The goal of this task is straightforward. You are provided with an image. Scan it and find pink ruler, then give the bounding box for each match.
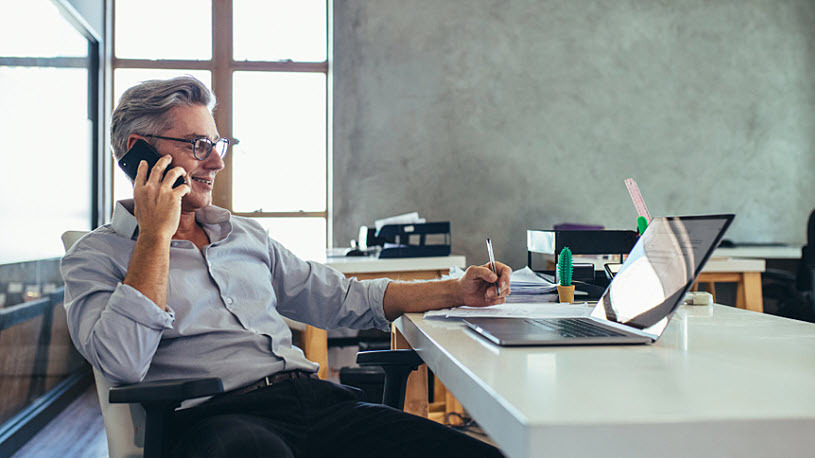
[625,178,652,223]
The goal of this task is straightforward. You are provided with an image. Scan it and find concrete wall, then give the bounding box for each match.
[333,0,815,269]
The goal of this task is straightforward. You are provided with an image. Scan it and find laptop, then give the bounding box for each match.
[465,214,734,346]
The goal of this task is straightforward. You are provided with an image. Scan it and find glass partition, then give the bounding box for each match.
[0,0,96,449]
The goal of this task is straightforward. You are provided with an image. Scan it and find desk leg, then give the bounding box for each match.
[443,383,465,425]
[736,272,764,313]
[303,325,328,379]
[391,326,429,418]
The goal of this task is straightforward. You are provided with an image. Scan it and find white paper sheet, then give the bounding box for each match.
[424,302,593,319]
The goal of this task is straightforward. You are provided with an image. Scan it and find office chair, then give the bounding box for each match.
[62,231,424,458]
[792,209,815,315]
[760,210,815,321]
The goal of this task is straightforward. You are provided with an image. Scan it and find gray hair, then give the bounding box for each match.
[110,76,215,160]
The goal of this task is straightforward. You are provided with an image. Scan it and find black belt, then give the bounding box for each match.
[225,370,319,397]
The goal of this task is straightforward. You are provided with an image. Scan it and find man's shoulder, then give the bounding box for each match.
[229,214,268,237]
[63,225,126,258]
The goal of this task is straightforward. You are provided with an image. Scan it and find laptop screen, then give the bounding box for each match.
[590,215,733,337]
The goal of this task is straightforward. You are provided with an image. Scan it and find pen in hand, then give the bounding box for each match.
[486,238,500,296]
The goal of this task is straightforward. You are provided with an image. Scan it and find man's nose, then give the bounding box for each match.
[204,151,226,171]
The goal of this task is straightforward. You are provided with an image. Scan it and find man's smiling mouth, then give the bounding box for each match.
[191,177,213,185]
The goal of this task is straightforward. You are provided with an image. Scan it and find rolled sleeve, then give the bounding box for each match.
[108,283,175,330]
[62,237,174,384]
[355,277,391,330]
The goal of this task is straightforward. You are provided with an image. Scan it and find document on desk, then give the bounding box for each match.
[424,302,593,319]
[445,266,558,295]
[509,266,558,294]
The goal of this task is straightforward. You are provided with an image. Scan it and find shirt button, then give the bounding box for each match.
[225,297,233,305]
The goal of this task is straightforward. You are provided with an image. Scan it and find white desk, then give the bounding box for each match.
[395,306,815,458]
[325,255,466,278]
[713,245,801,260]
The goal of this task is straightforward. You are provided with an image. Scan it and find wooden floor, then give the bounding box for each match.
[12,384,107,458]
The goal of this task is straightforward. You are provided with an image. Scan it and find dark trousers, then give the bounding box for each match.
[167,377,504,458]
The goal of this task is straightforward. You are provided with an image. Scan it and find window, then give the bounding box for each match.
[0,1,95,262]
[0,0,97,449]
[112,0,329,259]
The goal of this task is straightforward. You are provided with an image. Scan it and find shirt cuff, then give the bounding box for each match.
[107,283,175,330]
[367,277,392,330]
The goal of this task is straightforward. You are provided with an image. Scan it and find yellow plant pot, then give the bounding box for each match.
[557,284,575,303]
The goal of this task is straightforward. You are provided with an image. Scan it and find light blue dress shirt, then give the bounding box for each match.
[61,200,391,396]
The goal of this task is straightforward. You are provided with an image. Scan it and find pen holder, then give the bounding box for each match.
[557,284,575,304]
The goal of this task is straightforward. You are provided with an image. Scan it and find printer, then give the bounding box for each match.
[358,222,452,258]
[527,228,638,299]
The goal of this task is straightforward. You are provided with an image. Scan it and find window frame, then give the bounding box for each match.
[111,0,331,247]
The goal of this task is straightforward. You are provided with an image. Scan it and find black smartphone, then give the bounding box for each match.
[118,139,186,188]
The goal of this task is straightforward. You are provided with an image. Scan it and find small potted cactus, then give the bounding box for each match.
[557,247,575,303]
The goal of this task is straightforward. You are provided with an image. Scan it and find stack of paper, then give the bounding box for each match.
[375,212,426,231]
[445,266,556,293]
[443,265,560,303]
[509,266,557,295]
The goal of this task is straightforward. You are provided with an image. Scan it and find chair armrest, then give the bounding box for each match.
[356,350,423,410]
[763,268,797,283]
[109,377,224,404]
[356,349,423,369]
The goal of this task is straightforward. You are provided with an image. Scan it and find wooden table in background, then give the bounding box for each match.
[695,257,766,313]
[563,254,768,314]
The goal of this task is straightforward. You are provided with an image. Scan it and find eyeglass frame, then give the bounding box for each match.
[142,134,239,160]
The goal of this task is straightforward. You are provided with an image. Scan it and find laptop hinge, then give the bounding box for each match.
[588,317,659,341]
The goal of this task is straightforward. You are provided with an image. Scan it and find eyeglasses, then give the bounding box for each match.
[143,134,239,160]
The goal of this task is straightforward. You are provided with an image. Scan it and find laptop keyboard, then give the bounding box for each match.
[530,318,626,338]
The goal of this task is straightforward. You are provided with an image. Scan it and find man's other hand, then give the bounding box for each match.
[457,262,512,308]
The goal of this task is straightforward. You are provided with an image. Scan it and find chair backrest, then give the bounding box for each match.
[93,367,145,457]
[806,210,815,267]
[62,230,146,458]
[60,231,89,253]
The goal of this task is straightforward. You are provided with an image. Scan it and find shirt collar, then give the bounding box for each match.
[111,199,138,239]
[111,199,232,240]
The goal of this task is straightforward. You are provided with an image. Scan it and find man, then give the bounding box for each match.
[62,76,512,457]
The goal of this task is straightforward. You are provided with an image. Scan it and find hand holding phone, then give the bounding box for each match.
[118,139,186,188]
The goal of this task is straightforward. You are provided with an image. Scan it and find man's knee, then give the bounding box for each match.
[171,414,294,458]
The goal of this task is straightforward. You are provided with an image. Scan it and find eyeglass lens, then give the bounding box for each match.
[193,138,229,159]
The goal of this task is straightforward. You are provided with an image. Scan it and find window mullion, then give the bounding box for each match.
[211,0,234,211]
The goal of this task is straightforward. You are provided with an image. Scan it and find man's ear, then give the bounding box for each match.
[125,134,146,151]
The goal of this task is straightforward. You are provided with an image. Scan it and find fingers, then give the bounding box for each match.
[471,262,511,301]
[484,296,507,306]
[135,160,149,185]
[496,262,512,291]
[162,165,187,189]
[474,264,499,283]
[173,182,191,198]
[485,284,510,301]
[145,155,173,185]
